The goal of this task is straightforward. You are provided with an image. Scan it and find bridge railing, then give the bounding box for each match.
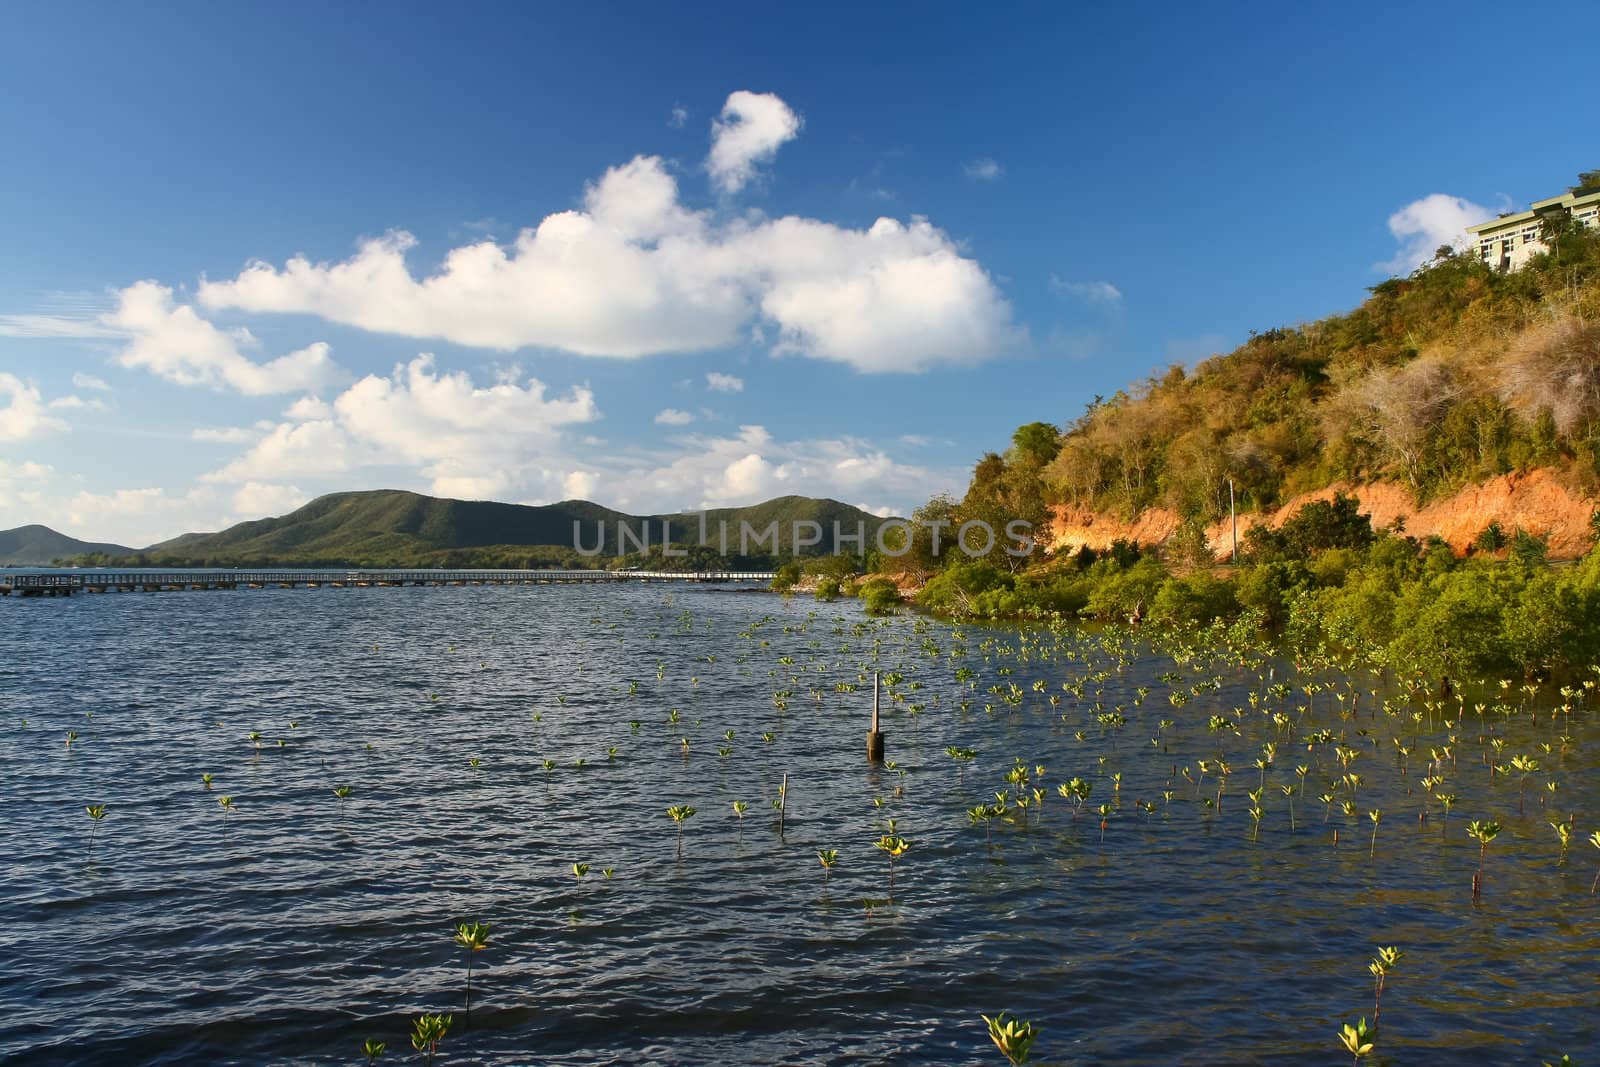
[2,568,776,591]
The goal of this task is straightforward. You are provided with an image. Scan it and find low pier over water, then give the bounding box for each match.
[0,568,775,597]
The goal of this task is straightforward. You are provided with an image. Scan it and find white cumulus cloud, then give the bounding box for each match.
[232,482,308,517]
[106,281,342,395]
[708,90,802,194]
[196,109,1015,374]
[0,373,69,442]
[654,408,694,425]
[1378,193,1498,275]
[706,372,744,393]
[207,355,599,503]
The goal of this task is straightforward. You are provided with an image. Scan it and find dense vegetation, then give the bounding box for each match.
[894,191,1600,683]
[1035,215,1600,519]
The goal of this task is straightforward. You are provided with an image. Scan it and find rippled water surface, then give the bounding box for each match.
[2,583,1596,1065]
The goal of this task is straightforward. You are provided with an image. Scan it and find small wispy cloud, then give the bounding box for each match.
[1049,275,1122,304]
[963,157,1003,181]
[654,408,694,425]
[0,313,120,339]
[668,104,688,129]
[706,372,744,393]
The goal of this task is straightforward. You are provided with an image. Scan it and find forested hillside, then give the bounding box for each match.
[982,203,1600,529]
[884,180,1600,680]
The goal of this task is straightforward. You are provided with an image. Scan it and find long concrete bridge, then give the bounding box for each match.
[0,568,776,597]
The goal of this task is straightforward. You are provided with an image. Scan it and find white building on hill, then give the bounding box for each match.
[1468,188,1600,271]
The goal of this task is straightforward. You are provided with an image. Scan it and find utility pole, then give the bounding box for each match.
[1227,477,1237,562]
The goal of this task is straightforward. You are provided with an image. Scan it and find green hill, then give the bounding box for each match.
[0,525,137,566]
[80,490,893,567]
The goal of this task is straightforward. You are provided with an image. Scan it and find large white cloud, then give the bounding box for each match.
[0,373,69,442]
[1378,193,1498,275]
[207,355,599,503]
[106,281,341,395]
[708,90,802,193]
[196,111,1017,373]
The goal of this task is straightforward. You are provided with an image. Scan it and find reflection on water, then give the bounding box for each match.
[1,584,1595,1064]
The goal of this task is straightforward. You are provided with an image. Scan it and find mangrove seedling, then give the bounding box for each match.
[968,804,996,844]
[454,921,491,1013]
[1550,821,1571,862]
[818,848,838,883]
[1437,793,1458,836]
[362,1038,385,1064]
[1368,809,1382,858]
[1590,829,1600,893]
[201,773,213,790]
[1339,1017,1374,1065]
[667,804,696,859]
[1097,803,1112,844]
[981,1011,1038,1066]
[218,795,234,827]
[1509,754,1539,814]
[85,804,107,861]
[732,800,749,837]
[1368,946,1401,1031]
[1467,820,1501,903]
[572,862,590,881]
[874,835,909,900]
[946,746,978,784]
[410,1013,451,1067]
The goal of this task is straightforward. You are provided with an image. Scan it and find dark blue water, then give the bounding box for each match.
[1,584,1596,1065]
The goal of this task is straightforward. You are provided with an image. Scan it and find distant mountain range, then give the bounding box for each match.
[5,490,896,567]
[0,524,137,566]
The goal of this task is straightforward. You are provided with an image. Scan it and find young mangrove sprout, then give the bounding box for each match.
[981,1011,1039,1066]
[1550,821,1571,862]
[667,804,696,859]
[410,1013,451,1067]
[201,773,213,790]
[453,921,491,1014]
[362,1038,385,1065]
[874,835,909,900]
[1368,946,1402,1031]
[85,804,107,862]
[946,746,978,785]
[1590,830,1600,893]
[1467,820,1501,903]
[1339,1017,1374,1065]
[818,848,837,883]
[1368,809,1382,857]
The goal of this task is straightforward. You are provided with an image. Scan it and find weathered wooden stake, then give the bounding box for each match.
[867,671,886,763]
[778,772,788,834]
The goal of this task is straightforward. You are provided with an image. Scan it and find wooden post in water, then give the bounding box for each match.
[867,671,885,763]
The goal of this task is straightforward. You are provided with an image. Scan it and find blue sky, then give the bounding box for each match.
[2,1,1597,546]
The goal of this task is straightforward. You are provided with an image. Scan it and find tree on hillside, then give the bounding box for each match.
[1570,170,1600,194]
[957,427,1059,572]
